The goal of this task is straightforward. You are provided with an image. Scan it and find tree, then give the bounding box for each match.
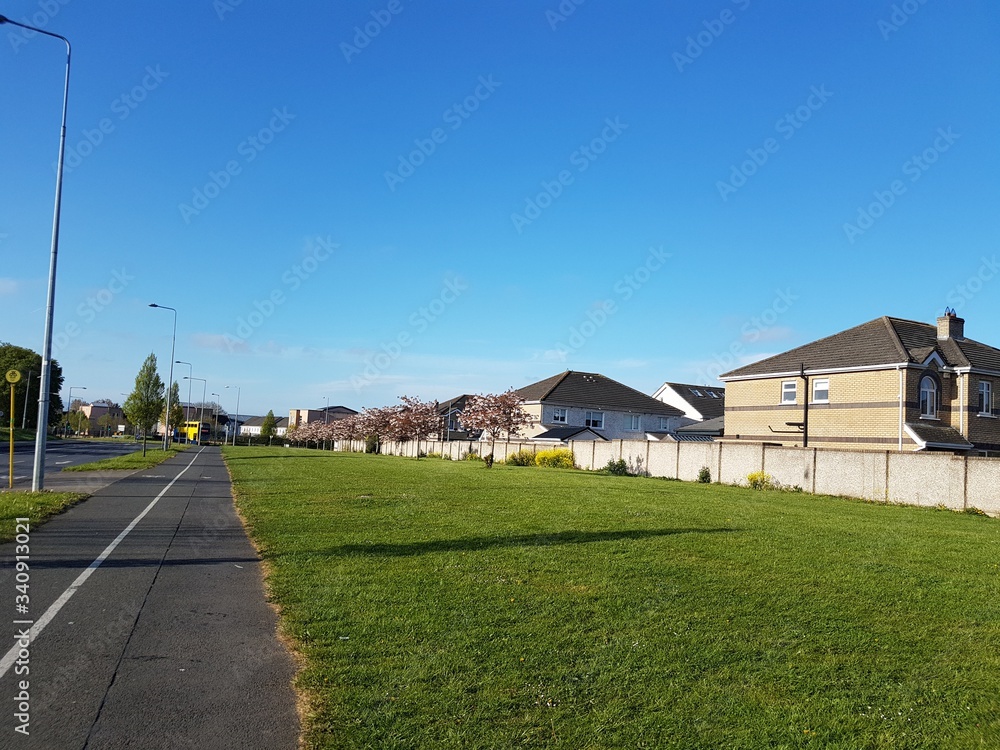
[162,381,184,440]
[0,342,65,429]
[97,413,116,437]
[391,396,441,456]
[261,410,277,445]
[123,353,165,456]
[460,390,534,466]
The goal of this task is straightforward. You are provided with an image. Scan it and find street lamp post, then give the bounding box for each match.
[2,15,73,491]
[66,385,86,436]
[225,385,241,446]
[149,304,177,449]
[176,360,192,436]
[211,393,221,443]
[324,396,329,451]
[184,377,207,445]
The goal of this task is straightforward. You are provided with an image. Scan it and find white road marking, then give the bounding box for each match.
[0,449,205,679]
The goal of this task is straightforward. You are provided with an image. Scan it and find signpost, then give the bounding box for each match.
[6,369,21,489]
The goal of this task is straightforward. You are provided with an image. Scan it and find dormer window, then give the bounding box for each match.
[920,376,938,418]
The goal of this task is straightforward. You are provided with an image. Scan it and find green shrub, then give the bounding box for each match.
[483,453,495,468]
[364,435,380,454]
[746,471,775,491]
[462,450,482,461]
[697,466,711,483]
[602,458,630,476]
[425,452,442,459]
[535,448,575,469]
[505,449,536,466]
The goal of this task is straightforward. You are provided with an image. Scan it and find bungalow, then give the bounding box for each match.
[720,312,1000,455]
[516,370,685,441]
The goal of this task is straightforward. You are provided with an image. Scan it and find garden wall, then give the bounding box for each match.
[326,438,1000,516]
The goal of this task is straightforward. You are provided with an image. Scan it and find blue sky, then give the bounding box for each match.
[2,0,998,418]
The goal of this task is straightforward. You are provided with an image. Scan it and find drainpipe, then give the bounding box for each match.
[958,372,964,437]
[799,363,809,448]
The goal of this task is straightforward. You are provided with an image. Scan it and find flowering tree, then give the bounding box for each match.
[357,405,397,452]
[392,396,442,456]
[460,390,534,465]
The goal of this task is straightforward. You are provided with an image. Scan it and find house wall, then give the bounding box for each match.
[324,437,1000,516]
[725,369,917,450]
[525,402,683,440]
[965,373,1000,451]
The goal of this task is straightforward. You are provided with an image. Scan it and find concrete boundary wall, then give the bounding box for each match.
[318,437,1000,516]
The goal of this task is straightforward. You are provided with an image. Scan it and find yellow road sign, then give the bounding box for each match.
[5,369,21,384]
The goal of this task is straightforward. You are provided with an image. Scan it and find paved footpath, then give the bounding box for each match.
[0,446,300,749]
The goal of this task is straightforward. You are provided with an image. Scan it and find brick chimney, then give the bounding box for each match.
[937,310,965,340]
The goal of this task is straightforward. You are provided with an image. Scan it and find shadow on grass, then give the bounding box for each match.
[326,527,738,558]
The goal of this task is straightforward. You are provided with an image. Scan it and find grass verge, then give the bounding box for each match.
[0,428,36,442]
[0,491,89,543]
[225,447,1000,749]
[63,443,189,472]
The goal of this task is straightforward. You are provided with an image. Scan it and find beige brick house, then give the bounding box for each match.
[720,313,1000,455]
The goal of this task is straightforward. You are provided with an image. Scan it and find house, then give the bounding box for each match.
[652,381,725,425]
[720,312,1000,455]
[515,370,686,441]
[78,401,125,435]
[437,395,481,440]
[288,405,358,429]
[241,415,290,437]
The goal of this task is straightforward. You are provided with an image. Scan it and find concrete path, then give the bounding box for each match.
[0,446,300,749]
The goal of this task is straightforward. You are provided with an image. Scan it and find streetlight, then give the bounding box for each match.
[149,304,176,449]
[66,386,86,436]
[225,385,241,446]
[176,360,193,432]
[184,377,207,445]
[323,396,329,451]
[2,15,72,491]
[211,392,221,443]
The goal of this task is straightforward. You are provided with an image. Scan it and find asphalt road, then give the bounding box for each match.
[0,446,300,748]
[3,439,144,488]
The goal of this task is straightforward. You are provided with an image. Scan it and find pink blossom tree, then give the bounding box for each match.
[460,390,534,465]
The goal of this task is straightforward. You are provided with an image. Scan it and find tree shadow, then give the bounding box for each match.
[324,527,738,558]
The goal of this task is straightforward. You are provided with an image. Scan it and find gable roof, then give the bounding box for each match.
[517,371,684,416]
[654,382,726,419]
[721,316,1000,379]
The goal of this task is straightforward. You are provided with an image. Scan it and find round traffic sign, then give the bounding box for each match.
[5,369,21,384]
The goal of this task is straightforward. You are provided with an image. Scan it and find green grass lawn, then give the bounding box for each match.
[224,448,1000,750]
[0,427,36,442]
[0,491,88,543]
[62,443,189,472]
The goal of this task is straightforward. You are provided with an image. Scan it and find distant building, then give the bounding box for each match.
[288,405,358,429]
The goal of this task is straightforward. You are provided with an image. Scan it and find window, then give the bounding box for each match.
[812,379,830,403]
[658,417,670,430]
[920,376,938,418]
[627,414,641,431]
[551,407,567,424]
[781,381,797,404]
[585,411,604,429]
[689,388,703,397]
[979,381,993,416]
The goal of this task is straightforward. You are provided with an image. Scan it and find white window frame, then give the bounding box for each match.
[551,407,568,424]
[812,378,830,404]
[781,381,797,404]
[658,417,670,430]
[626,414,641,431]
[920,375,938,419]
[979,381,993,416]
[585,411,604,429]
